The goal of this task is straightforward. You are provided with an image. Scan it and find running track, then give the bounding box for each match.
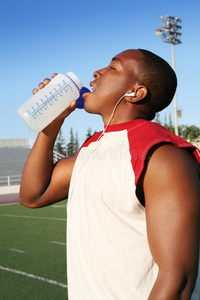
[0,194,19,205]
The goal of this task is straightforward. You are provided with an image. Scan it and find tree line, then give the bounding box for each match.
[54,128,96,156]
[155,113,200,143]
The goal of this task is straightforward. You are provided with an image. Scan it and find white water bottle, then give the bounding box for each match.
[18,72,84,133]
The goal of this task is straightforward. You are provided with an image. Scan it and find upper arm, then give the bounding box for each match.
[143,144,200,290]
[27,154,77,208]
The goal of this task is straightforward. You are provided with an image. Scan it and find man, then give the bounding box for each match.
[19,49,200,299]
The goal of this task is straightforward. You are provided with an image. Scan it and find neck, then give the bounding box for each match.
[102,102,150,127]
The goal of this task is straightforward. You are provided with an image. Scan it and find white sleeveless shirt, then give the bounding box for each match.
[67,120,200,299]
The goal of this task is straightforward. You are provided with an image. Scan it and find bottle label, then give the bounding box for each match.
[28,79,73,120]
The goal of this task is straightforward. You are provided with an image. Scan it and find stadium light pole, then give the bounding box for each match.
[155,15,182,136]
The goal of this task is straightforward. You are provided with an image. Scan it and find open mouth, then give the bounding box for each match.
[90,83,96,92]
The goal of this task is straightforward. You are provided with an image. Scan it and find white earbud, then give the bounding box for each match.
[124,92,135,97]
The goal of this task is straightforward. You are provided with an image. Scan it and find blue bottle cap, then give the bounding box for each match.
[76,87,90,109]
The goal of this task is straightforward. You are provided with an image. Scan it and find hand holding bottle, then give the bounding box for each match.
[18,72,89,133]
[32,73,78,135]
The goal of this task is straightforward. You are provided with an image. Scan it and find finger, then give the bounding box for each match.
[43,78,50,85]
[70,100,78,110]
[32,88,39,95]
[51,73,57,79]
[39,82,45,89]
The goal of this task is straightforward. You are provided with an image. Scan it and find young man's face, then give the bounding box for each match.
[83,49,142,119]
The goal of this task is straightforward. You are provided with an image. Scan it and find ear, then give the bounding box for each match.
[124,86,148,103]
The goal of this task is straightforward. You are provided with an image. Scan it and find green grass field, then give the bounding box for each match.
[0,200,68,300]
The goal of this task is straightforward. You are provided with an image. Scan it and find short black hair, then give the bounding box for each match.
[137,49,177,120]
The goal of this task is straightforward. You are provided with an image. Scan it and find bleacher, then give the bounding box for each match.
[0,139,32,195]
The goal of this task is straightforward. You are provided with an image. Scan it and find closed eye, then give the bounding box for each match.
[109,65,115,70]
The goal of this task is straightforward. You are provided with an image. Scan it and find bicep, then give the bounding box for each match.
[31,154,77,207]
[143,145,200,281]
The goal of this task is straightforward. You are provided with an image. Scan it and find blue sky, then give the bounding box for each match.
[1,0,200,145]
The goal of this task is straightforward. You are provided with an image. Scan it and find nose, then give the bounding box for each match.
[93,67,107,79]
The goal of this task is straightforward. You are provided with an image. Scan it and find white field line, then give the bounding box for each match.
[51,241,66,246]
[52,204,66,208]
[9,248,25,253]
[0,265,68,288]
[0,203,18,206]
[0,214,66,221]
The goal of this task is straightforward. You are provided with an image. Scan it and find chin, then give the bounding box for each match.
[84,100,99,115]
[83,93,103,116]
[84,105,100,115]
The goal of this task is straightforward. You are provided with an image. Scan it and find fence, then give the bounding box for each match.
[0,175,21,195]
[0,175,22,187]
[0,151,65,195]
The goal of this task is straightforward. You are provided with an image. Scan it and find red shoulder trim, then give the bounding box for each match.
[127,121,200,186]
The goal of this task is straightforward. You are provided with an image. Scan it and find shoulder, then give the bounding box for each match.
[128,120,193,148]
[147,143,198,172]
[143,143,200,196]
[127,120,200,186]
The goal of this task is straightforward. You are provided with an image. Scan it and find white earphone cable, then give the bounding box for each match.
[97,94,125,141]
